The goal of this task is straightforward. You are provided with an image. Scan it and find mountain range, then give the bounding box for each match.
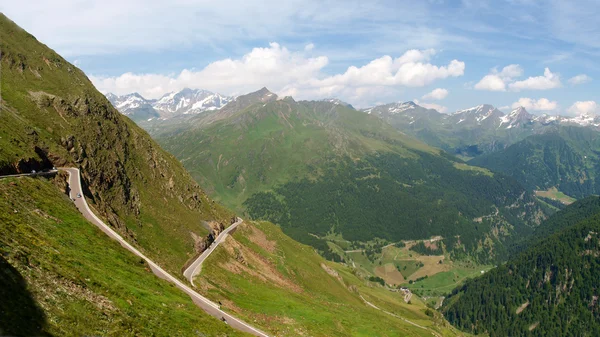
[106,87,600,250]
[111,87,600,160]
[363,101,600,158]
[106,88,232,121]
[149,87,547,264]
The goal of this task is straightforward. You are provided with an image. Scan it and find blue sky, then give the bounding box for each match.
[2,0,599,114]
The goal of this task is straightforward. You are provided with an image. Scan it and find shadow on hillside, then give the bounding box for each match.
[0,255,53,337]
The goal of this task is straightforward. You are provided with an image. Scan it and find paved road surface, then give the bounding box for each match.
[183,217,243,285]
[60,168,269,337]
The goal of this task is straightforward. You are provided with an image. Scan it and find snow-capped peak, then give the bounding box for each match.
[152,88,233,117]
[385,101,417,114]
[498,106,534,129]
[105,92,118,101]
[451,104,504,125]
[321,98,353,108]
[104,92,159,121]
[561,113,600,127]
[105,92,152,111]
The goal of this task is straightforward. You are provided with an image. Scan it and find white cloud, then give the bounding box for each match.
[414,99,447,113]
[511,97,558,111]
[307,49,464,90]
[304,43,315,51]
[475,66,562,92]
[568,101,598,116]
[568,74,591,85]
[91,43,328,99]
[509,68,561,91]
[91,45,465,107]
[474,64,523,91]
[422,88,448,100]
[474,74,507,91]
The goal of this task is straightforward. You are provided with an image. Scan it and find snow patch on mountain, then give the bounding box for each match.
[152,88,232,117]
[498,107,535,129]
[106,89,232,119]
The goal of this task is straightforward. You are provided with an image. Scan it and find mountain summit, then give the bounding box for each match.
[106,92,159,121]
[106,88,232,120]
[449,104,505,128]
[153,88,232,118]
[499,106,534,129]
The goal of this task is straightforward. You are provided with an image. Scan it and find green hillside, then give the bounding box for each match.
[0,176,246,337]
[158,94,546,262]
[442,199,600,336]
[470,126,600,199]
[196,220,466,336]
[0,14,233,275]
[160,96,435,208]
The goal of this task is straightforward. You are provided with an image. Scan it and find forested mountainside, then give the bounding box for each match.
[0,13,231,276]
[244,152,543,262]
[471,126,600,199]
[442,198,600,336]
[156,90,547,263]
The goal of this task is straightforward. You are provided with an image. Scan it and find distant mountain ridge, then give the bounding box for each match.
[365,100,600,221]
[365,101,599,131]
[362,101,600,157]
[106,88,232,121]
[106,92,159,121]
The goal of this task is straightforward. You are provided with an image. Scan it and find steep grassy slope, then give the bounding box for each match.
[196,220,466,337]
[471,126,600,199]
[0,14,232,274]
[442,203,600,336]
[157,94,546,262]
[0,176,246,337]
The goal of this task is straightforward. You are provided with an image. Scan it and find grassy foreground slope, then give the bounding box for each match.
[0,176,246,337]
[0,14,232,274]
[197,221,467,337]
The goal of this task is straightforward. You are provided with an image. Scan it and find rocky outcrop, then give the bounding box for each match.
[191,220,226,254]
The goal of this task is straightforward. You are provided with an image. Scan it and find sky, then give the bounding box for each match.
[2,0,599,115]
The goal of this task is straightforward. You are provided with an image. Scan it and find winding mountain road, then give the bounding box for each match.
[183,217,243,286]
[59,168,269,337]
